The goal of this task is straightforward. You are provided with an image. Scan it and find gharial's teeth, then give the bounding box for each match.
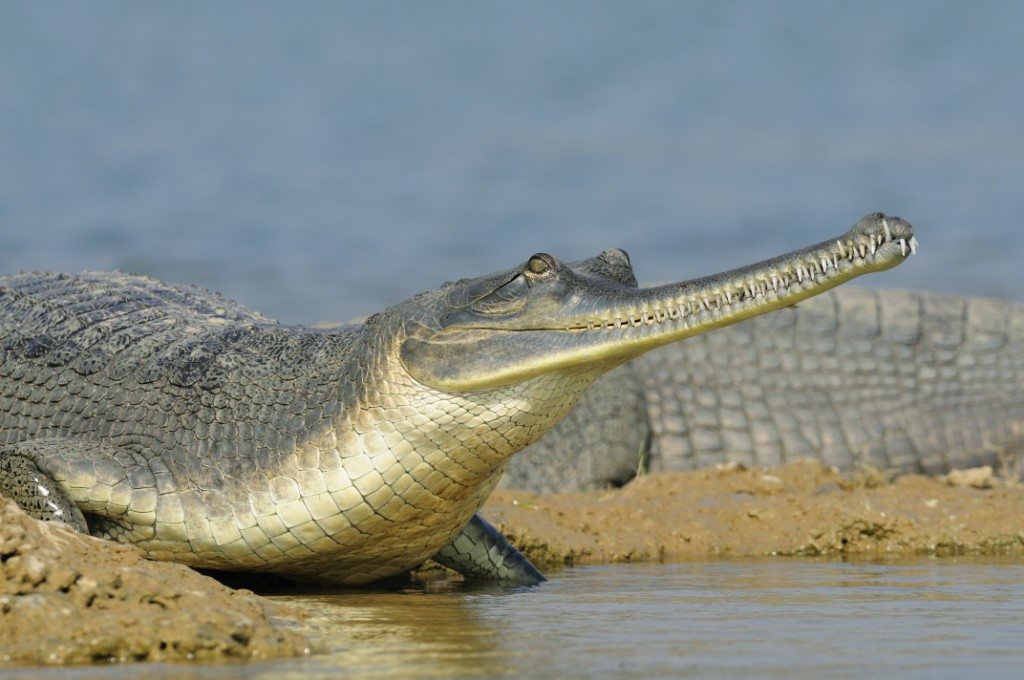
[576,235,920,334]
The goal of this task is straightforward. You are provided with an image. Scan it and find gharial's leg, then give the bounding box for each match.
[432,513,545,586]
[0,437,157,542]
[0,439,90,531]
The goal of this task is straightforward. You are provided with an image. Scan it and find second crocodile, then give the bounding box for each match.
[505,285,1024,493]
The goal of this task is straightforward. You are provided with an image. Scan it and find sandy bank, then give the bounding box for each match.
[483,460,1024,568]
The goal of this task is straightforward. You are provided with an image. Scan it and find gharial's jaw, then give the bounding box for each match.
[401,213,917,392]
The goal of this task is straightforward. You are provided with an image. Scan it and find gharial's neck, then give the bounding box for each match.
[339,316,606,492]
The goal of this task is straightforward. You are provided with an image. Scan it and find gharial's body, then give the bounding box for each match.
[0,214,915,585]
[0,272,565,584]
[506,287,1024,493]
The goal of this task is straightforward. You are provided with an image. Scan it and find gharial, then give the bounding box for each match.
[0,213,914,585]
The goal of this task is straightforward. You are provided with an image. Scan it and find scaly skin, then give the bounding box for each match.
[0,214,914,584]
[504,287,1024,493]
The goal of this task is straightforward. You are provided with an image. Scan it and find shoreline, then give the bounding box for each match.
[4,460,1023,666]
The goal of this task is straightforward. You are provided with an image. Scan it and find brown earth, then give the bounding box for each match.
[0,499,312,666]
[483,460,1024,568]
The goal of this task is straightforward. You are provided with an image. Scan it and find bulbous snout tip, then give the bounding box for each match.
[850,212,914,241]
[848,212,918,258]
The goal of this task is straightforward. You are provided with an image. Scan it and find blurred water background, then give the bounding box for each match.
[2,1,1022,323]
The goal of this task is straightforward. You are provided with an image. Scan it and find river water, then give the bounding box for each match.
[2,3,1024,678]
[2,2,1024,323]
[6,559,1024,678]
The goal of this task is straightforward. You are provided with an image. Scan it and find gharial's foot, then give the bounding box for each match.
[432,513,546,586]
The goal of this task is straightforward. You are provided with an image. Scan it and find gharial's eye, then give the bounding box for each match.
[528,254,552,275]
[471,274,529,315]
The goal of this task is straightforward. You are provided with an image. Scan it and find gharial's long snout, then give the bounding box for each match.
[563,211,916,337]
[402,213,917,391]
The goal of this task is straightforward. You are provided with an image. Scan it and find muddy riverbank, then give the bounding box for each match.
[0,499,311,666]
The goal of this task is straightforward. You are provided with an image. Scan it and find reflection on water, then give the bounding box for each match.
[280,579,512,678]
[11,559,1024,679]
